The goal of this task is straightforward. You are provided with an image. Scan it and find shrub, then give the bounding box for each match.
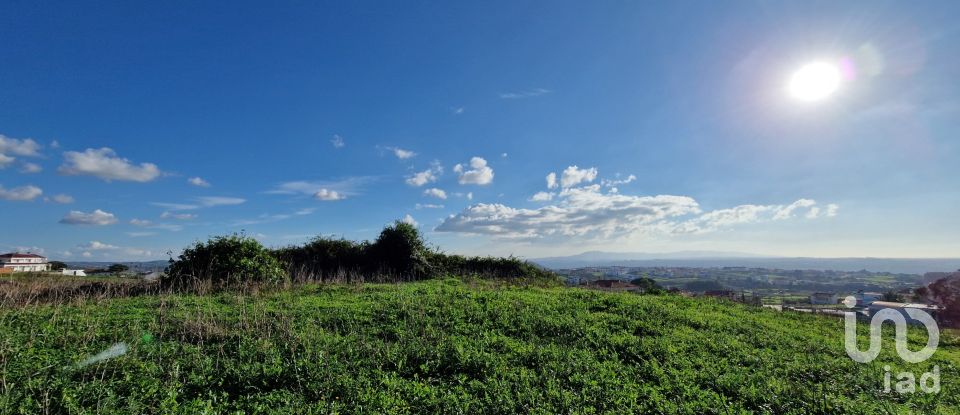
[431,253,555,282]
[274,237,367,282]
[166,234,285,286]
[365,221,433,280]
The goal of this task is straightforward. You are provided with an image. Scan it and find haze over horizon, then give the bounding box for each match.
[2,1,959,261]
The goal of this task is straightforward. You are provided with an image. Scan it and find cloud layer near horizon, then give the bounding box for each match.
[437,184,837,241]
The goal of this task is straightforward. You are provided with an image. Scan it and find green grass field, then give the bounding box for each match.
[1,279,957,414]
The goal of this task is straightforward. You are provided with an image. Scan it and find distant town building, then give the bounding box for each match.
[809,292,838,305]
[867,301,942,324]
[0,252,50,272]
[854,291,883,306]
[704,290,738,301]
[589,279,638,291]
[61,269,87,276]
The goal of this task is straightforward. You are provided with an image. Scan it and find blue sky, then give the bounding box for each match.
[1,1,958,261]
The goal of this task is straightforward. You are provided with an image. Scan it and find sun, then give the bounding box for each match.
[788,62,841,102]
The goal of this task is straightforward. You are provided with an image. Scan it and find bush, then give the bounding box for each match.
[167,221,557,287]
[365,221,433,280]
[166,234,285,286]
[431,253,555,282]
[274,237,367,282]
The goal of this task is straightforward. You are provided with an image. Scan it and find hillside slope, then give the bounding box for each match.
[1,280,957,414]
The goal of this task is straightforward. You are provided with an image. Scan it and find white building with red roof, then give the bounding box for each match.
[0,252,51,272]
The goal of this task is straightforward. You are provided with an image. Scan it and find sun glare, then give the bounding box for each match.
[788,62,841,102]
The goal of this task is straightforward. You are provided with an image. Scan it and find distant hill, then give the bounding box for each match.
[64,260,169,272]
[530,251,960,274]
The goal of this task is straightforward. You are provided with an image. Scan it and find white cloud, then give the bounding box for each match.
[187,177,211,187]
[499,88,551,99]
[314,189,345,201]
[453,107,465,115]
[825,203,840,217]
[49,194,74,204]
[79,241,117,250]
[438,185,836,240]
[231,212,297,226]
[197,196,244,207]
[560,165,598,188]
[0,185,42,201]
[268,177,371,197]
[391,147,416,159]
[402,214,418,227]
[406,165,442,187]
[154,196,246,210]
[529,191,554,202]
[671,199,837,234]
[129,219,182,231]
[467,192,473,200]
[122,247,157,258]
[59,148,161,182]
[331,134,345,148]
[127,231,156,237]
[416,203,444,209]
[19,162,42,174]
[0,134,41,156]
[453,157,494,185]
[295,208,315,215]
[0,154,13,169]
[151,202,199,210]
[161,211,197,220]
[772,198,816,220]
[60,209,118,226]
[74,241,157,259]
[423,188,447,200]
[546,172,558,189]
[601,174,637,187]
[9,246,45,255]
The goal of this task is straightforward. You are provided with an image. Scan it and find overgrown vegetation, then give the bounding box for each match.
[1,279,957,413]
[171,221,556,288]
[165,234,288,287]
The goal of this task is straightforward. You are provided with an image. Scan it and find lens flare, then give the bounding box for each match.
[788,62,841,102]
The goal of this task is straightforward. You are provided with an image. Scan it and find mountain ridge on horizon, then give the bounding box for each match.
[530,251,960,275]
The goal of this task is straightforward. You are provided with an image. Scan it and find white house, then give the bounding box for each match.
[62,269,87,276]
[809,292,838,305]
[0,252,51,272]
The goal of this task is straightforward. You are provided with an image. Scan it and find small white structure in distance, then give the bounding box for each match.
[809,292,838,305]
[62,269,87,277]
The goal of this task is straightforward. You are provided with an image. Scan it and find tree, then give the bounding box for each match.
[366,220,432,280]
[927,272,960,327]
[166,234,285,286]
[630,277,665,294]
[107,263,129,273]
[882,290,904,302]
[48,261,67,271]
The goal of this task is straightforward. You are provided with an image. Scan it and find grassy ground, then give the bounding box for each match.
[1,278,957,414]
